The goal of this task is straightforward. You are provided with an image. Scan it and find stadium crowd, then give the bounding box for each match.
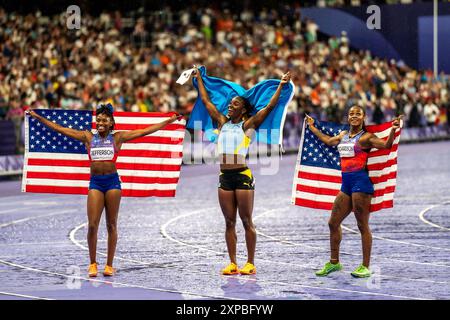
[0,4,449,152]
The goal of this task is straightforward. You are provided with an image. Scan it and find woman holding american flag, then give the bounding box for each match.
[306,106,402,278]
[26,104,181,277]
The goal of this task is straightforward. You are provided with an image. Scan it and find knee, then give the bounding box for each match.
[356,221,370,234]
[106,221,117,234]
[88,222,99,234]
[241,218,254,231]
[328,219,340,231]
[224,217,236,230]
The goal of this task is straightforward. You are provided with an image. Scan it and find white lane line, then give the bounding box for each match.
[0,202,70,215]
[69,208,221,265]
[341,224,450,253]
[0,258,234,300]
[419,201,450,232]
[0,209,239,301]
[254,211,450,269]
[0,208,27,215]
[160,209,430,300]
[253,212,450,284]
[0,291,54,300]
[0,210,78,228]
[160,208,317,268]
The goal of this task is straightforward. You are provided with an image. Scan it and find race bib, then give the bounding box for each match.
[337,143,355,158]
[90,147,115,161]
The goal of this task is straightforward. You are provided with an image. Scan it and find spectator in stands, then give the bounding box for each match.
[0,4,448,153]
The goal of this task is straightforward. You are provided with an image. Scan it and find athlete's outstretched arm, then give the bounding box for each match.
[26,110,89,142]
[306,115,346,146]
[118,114,181,143]
[244,72,291,131]
[192,66,228,128]
[359,116,402,149]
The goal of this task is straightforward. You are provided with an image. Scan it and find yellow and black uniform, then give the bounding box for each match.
[217,120,255,190]
[219,167,255,190]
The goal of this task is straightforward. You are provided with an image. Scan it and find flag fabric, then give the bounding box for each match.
[22,109,186,197]
[186,66,295,145]
[291,119,401,213]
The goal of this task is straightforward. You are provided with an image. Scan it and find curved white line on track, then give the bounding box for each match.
[69,208,222,266]
[160,208,430,300]
[0,258,232,300]
[160,208,317,268]
[341,224,450,253]
[419,201,450,232]
[0,208,237,301]
[253,212,450,285]
[254,211,450,269]
[0,291,54,300]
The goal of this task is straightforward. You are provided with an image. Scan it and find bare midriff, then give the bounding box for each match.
[90,161,117,176]
[219,154,247,171]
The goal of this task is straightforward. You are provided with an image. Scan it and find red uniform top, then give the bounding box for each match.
[337,130,368,173]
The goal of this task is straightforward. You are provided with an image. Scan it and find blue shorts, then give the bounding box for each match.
[89,173,122,193]
[341,170,374,196]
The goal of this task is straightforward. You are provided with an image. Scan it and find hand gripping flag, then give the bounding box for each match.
[185,66,295,145]
[292,118,401,212]
[22,109,186,197]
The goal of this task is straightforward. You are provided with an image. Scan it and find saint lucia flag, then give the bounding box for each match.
[186,66,295,145]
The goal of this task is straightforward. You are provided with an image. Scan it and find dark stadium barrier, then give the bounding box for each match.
[301,2,450,73]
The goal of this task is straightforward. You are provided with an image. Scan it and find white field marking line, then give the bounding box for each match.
[0,210,239,301]
[69,208,221,266]
[419,201,450,232]
[161,208,317,268]
[220,274,429,300]
[341,224,450,253]
[0,258,235,301]
[253,211,450,285]
[0,208,30,215]
[160,209,430,300]
[0,210,78,228]
[0,204,67,215]
[255,211,450,268]
[0,291,54,300]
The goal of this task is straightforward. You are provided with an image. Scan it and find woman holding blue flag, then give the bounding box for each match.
[192,66,291,275]
[27,104,180,277]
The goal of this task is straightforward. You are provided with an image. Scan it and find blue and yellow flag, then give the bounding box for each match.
[187,66,295,145]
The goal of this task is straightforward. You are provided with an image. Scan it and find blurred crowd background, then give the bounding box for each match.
[1,1,449,153]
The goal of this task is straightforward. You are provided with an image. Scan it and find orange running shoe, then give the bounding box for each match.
[239,262,256,275]
[221,262,239,275]
[103,265,115,277]
[88,263,98,277]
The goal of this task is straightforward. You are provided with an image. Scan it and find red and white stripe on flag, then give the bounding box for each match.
[292,121,401,212]
[22,111,186,197]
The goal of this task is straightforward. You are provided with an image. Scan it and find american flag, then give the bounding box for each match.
[291,119,401,212]
[22,109,186,197]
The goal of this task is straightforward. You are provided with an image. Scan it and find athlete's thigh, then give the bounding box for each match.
[104,189,121,224]
[329,191,353,225]
[87,189,105,224]
[351,192,371,223]
[235,189,254,220]
[218,188,237,221]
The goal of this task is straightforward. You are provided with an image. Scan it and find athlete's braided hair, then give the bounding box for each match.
[96,103,115,131]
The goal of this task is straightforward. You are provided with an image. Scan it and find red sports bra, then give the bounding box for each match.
[337,130,368,172]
